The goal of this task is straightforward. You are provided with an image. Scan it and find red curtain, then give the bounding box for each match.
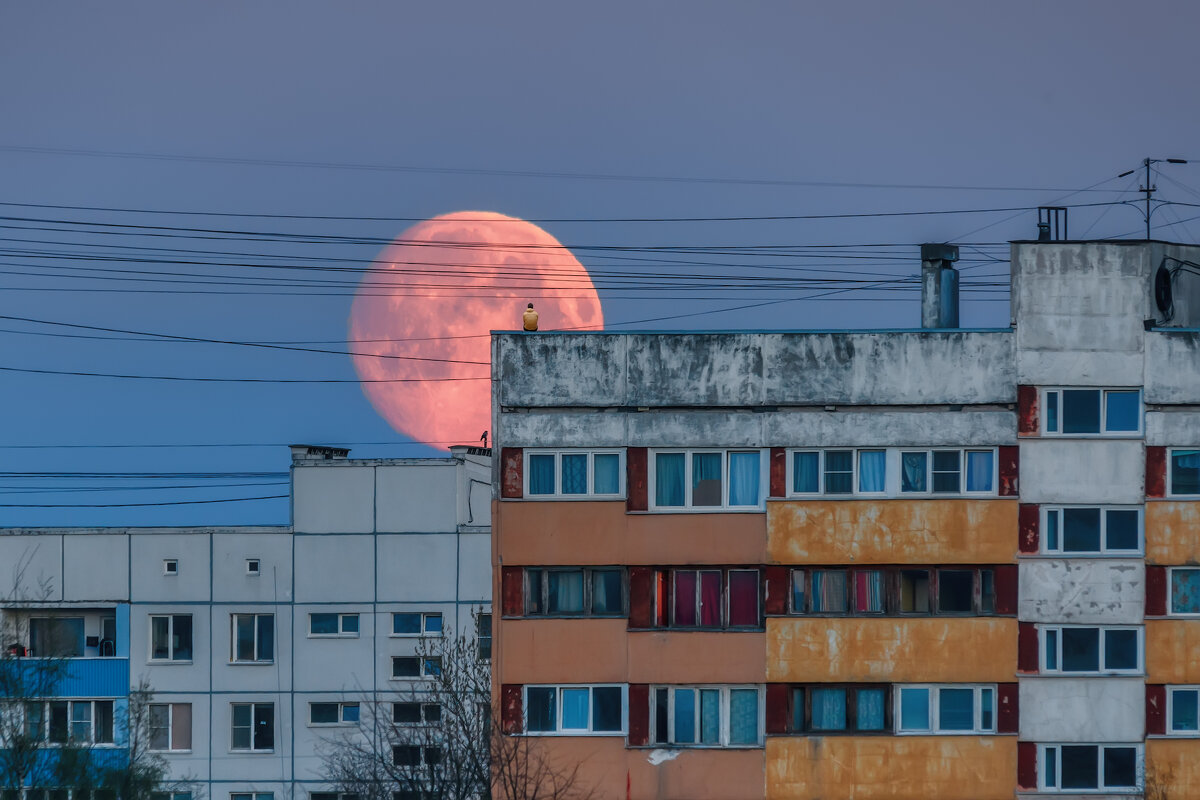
[674,571,697,626]
[699,571,721,626]
[728,571,759,626]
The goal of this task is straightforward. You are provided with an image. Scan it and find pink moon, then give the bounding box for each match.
[349,211,604,449]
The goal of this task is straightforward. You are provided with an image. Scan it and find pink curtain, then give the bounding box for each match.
[728,571,759,626]
[674,571,697,626]
[699,571,722,626]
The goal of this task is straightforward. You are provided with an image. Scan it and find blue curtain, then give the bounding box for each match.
[561,688,589,730]
[1173,450,1200,494]
[966,451,994,492]
[793,452,819,493]
[899,687,929,731]
[729,452,760,506]
[729,689,759,744]
[673,688,696,743]
[655,453,685,506]
[700,689,721,744]
[529,454,555,495]
[561,454,587,494]
[856,688,885,731]
[901,452,927,492]
[858,450,886,493]
[593,454,620,494]
[810,688,846,730]
[1172,569,1200,614]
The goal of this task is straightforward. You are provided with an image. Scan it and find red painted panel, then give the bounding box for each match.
[628,684,650,746]
[1017,741,1037,789]
[769,447,787,498]
[1147,684,1167,736]
[1017,385,1039,436]
[765,683,790,734]
[994,564,1018,615]
[1017,622,1039,673]
[998,445,1020,497]
[1146,565,1168,617]
[501,684,523,734]
[654,570,668,627]
[501,566,524,617]
[997,682,1019,734]
[628,566,652,629]
[1147,445,1167,498]
[500,447,523,499]
[763,566,789,616]
[627,447,648,511]
[1018,504,1040,554]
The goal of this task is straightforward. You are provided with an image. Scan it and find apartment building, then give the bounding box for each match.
[490,239,1200,799]
[0,445,492,798]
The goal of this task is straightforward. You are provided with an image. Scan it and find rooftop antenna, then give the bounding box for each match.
[1117,158,1189,238]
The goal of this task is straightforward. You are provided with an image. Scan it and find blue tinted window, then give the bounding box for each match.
[1062,390,1101,434]
[1105,510,1139,551]
[561,454,588,494]
[899,687,929,730]
[560,688,589,730]
[792,452,819,493]
[938,688,974,731]
[1172,450,1200,495]
[1105,390,1140,432]
[1172,690,1199,731]
[673,688,696,743]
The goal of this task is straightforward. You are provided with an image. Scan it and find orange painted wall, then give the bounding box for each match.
[1146,739,1200,798]
[495,500,767,566]
[1146,620,1200,682]
[522,736,765,800]
[767,617,1018,682]
[768,500,1016,565]
[766,736,1017,800]
[1146,501,1200,564]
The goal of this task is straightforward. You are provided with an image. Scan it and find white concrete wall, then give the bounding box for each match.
[1018,439,1144,504]
[1019,560,1144,624]
[292,465,375,533]
[130,531,212,602]
[63,533,128,601]
[376,463,458,532]
[0,533,63,601]
[1019,677,1145,742]
[293,534,375,602]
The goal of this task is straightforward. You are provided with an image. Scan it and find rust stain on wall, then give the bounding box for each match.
[1146,501,1200,564]
[766,617,1018,682]
[768,500,1017,564]
[1147,739,1200,797]
[767,736,1017,800]
[1146,620,1200,682]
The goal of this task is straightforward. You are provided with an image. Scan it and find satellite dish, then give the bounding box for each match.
[1155,264,1174,318]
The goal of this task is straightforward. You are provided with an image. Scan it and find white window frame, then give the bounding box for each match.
[147,702,192,752]
[390,611,443,637]
[1038,743,1143,792]
[246,559,261,576]
[785,447,998,498]
[27,699,115,746]
[231,794,273,800]
[1167,686,1200,736]
[649,685,764,748]
[648,449,766,511]
[523,449,626,499]
[522,684,627,736]
[230,613,274,663]
[163,559,178,576]
[1039,625,1143,675]
[1040,506,1145,556]
[390,655,442,680]
[308,701,360,727]
[1041,387,1143,437]
[1168,448,1200,497]
[230,702,274,752]
[1168,567,1200,617]
[894,684,996,735]
[148,614,193,663]
[308,612,360,638]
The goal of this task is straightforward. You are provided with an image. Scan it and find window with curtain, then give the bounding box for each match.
[901,451,927,492]
[526,567,625,617]
[791,567,996,617]
[789,448,997,497]
[593,453,620,494]
[728,451,760,505]
[1172,568,1200,615]
[790,684,891,733]
[810,688,847,731]
[853,570,884,614]
[810,570,848,613]
[727,570,759,626]
[668,569,757,629]
[965,450,994,492]
[547,570,585,614]
[691,452,723,506]
[855,688,885,731]
[525,450,624,497]
[561,454,588,494]
[654,686,761,747]
[793,451,819,493]
[857,450,886,493]
[656,453,685,507]
[528,454,556,495]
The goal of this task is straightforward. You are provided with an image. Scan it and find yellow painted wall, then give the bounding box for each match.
[1146,501,1200,564]
[768,500,1016,564]
[766,736,1017,800]
[1146,620,1200,683]
[1146,739,1200,799]
[767,617,1017,682]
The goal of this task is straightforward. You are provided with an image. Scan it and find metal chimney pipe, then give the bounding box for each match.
[920,243,960,329]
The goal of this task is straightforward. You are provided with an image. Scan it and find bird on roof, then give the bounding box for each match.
[523,303,539,331]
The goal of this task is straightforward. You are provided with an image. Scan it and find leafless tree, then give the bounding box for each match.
[320,611,595,800]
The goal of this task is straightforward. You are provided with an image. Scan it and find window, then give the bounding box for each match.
[476,613,492,660]
[391,656,441,679]
[1041,507,1143,554]
[895,686,995,734]
[1170,449,1200,496]
[391,612,443,636]
[1040,626,1142,674]
[26,700,113,744]
[393,702,441,724]
[163,559,178,575]
[790,567,997,616]
[651,449,763,510]
[28,617,84,657]
[1042,388,1142,436]
[657,569,760,628]
[525,685,625,735]
[393,745,442,767]
[231,795,272,800]
[152,794,193,800]
[231,614,274,662]
[310,795,359,800]
[150,615,193,661]
[246,559,260,575]
[789,448,996,496]
[526,450,624,497]
[788,685,888,733]
[230,703,273,751]
[525,568,625,617]
[1040,744,1141,792]
[309,613,359,637]
[148,703,191,751]
[1168,687,1200,735]
[1170,568,1200,615]
[651,686,761,747]
[310,702,359,726]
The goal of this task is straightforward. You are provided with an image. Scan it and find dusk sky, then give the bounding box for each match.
[2,1,1199,526]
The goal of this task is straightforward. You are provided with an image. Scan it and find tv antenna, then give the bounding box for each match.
[1117,157,1188,238]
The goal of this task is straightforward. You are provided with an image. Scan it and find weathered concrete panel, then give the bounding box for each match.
[1147,739,1200,800]
[764,410,1016,447]
[1016,349,1146,387]
[1018,559,1144,624]
[1146,620,1200,682]
[628,333,764,407]
[497,334,626,407]
[292,465,375,533]
[766,617,1018,683]
[1146,332,1200,403]
[1146,502,1200,564]
[626,411,766,447]
[496,501,767,566]
[1018,677,1145,741]
[1018,439,1144,503]
[495,411,628,447]
[768,500,1016,565]
[1146,410,1200,446]
[766,736,1017,800]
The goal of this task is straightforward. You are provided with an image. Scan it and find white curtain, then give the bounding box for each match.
[858,450,886,493]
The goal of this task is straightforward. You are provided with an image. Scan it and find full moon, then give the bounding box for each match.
[349,211,604,449]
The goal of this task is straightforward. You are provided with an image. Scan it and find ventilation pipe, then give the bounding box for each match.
[920,243,960,329]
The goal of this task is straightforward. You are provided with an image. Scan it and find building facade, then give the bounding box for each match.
[490,240,1200,799]
[0,445,492,798]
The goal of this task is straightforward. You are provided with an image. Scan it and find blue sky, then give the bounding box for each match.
[2,1,1199,526]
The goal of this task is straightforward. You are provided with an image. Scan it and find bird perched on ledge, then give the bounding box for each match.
[523,303,539,331]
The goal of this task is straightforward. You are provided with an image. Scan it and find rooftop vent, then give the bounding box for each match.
[289,444,351,462]
[920,243,959,329]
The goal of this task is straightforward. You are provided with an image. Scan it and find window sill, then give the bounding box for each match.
[148,659,193,665]
[307,634,360,639]
[521,731,627,737]
[228,661,275,666]
[389,633,443,638]
[782,493,1001,501]
[149,749,193,754]
[524,495,626,502]
[638,743,764,750]
[308,722,358,728]
[229,749,275,754]
[522,614,627,620]
[643,507,766,514]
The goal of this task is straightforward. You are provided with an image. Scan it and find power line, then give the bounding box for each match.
[0,494,288,508]
[0,364,488,383]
